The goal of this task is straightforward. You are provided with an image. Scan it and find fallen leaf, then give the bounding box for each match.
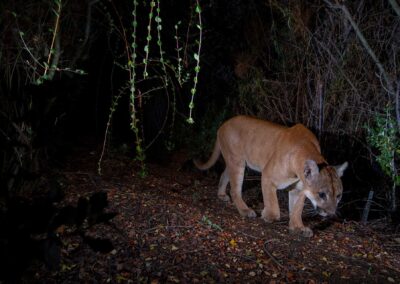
[322,271,331,278]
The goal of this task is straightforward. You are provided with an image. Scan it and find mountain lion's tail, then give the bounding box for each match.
[193,137,221,170]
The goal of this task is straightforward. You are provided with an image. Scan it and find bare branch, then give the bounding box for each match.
[341,3,393,94]
[388,0,400,18]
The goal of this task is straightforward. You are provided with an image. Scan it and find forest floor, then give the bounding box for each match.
[30,147,400,283]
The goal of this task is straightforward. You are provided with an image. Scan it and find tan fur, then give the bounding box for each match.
[195,115,348,237]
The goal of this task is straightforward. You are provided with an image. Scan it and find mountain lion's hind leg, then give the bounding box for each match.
[226,161,256,218]
[217,168,230,202]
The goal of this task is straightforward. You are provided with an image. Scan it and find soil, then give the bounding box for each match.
[29,147,400,283]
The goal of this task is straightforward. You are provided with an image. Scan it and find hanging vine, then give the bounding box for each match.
[98,1,203,175]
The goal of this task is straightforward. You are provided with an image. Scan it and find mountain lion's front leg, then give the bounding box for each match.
[261,175,280,222]
[288,191,313,237]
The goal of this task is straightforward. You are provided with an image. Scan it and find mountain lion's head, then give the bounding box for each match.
[302,160,348,217]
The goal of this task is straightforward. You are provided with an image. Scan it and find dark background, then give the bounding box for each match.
[0,0,399,279]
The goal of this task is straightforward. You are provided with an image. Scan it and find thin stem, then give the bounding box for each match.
[44,0,62,77]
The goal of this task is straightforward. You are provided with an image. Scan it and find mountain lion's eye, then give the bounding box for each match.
[318,192,327,200]
[336,194,342,200]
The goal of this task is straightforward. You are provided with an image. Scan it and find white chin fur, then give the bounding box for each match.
[319,211,328,217]
[304,190,317,209]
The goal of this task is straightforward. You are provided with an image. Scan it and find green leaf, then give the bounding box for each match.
[194,53,199,61]
[35,78,43,85]
[186,117,195,124]
[195,5,201,14]
[76,69,87,75]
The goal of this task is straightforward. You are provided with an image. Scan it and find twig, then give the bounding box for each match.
[228,252,257,262]
[165,225,193,230]
[263,240,284,269]
[237,230,259,239]
[336,253,400,274]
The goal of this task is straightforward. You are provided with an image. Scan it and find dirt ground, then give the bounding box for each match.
[30,148,400,283]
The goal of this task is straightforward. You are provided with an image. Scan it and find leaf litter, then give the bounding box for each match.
[29,148,400,283]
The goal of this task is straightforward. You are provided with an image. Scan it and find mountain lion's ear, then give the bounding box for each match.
[304,160,319,183]
[334,161,348,177]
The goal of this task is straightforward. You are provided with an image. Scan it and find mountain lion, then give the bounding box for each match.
[195,115,347,237]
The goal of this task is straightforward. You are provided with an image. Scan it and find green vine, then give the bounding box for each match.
[156,0,167,84]
[99,0,202,175]
[174,21,184,86]
[187,1,202,124]
[143,1,156,79]
[130,0,146,177]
